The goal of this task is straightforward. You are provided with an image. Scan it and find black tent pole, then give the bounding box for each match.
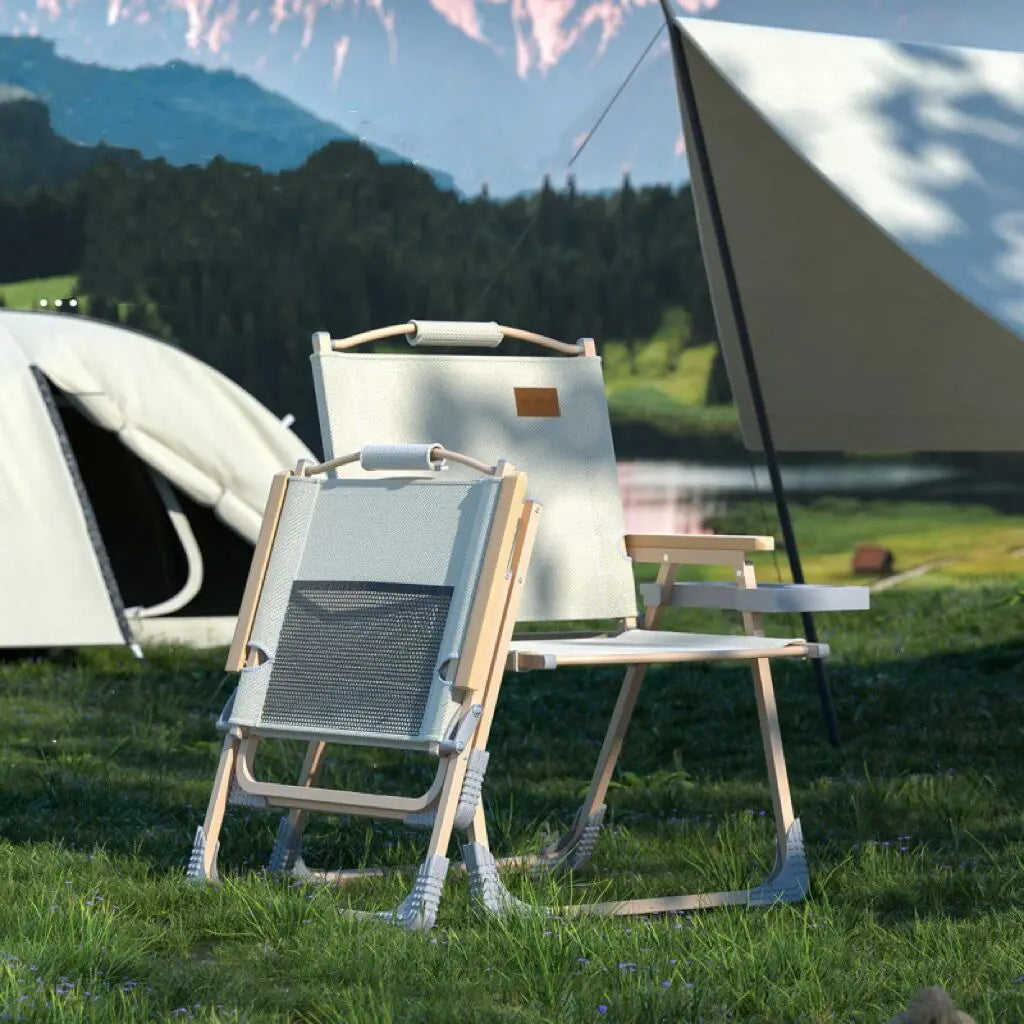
[662,11,842,747]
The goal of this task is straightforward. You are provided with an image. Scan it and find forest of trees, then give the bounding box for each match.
[0,129,727,446]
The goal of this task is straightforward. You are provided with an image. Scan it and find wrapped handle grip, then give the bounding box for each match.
[359,443,443,472]
[408,320,504,348]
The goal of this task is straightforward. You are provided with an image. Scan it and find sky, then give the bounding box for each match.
[1,0,1023,193]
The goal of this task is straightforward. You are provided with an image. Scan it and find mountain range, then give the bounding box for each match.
[1,1,1021,195]
[0,3,694,195]
[0,35,456,190]
[0,92,143,194]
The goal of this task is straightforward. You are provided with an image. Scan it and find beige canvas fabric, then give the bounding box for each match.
[312,351,638,623]
[673,18,1024,451]
[0,325,124,646]
[4,310,312,538]
[0,310,312,649]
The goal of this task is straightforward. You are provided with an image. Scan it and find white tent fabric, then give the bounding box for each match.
[669,16,1024,451]
[0,310,312,648]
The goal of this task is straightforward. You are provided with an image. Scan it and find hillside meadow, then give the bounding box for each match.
[2,567,1024,1022]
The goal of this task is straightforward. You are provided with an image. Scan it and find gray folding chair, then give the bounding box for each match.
[187,442,539,930]
[275,321,868,917]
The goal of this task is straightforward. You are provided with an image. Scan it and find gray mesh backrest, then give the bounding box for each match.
[229,474,501,747]
[312,352,638,623]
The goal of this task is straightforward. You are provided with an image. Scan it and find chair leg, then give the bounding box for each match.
[187,732,239,883]
[551,655,807,917]
[523,559,807,885]
[476,652,807,919]
[361,747,472,931]
[555,818,806,917]
[525,560,680,872]
[526,662,649,871]
[747,653,807,903]
[740,584,805,902]
[745,818,807,906]
[463,801,533,915]
[267,740,328,875]
[372,854,451,932]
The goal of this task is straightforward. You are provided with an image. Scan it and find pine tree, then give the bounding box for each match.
[87,294,120,324]
[704,345,734,405]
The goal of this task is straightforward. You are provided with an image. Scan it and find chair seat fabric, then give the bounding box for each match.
[508,629,814,667]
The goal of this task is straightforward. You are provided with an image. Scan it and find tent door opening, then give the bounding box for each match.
[47,383,253,622]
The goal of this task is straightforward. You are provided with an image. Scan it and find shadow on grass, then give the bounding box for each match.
[1,587,1022,926]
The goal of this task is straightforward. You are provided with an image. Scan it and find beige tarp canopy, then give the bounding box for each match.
[665,15,1024,451]
[0,310,312,650]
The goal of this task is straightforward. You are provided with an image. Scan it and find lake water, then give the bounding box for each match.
[616,459,966,534]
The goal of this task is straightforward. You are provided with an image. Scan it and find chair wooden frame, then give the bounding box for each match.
[189,446,540,930]
[505,536,808,915]
[257,321,867,918]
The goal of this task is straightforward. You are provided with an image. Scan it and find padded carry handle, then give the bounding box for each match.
[409,320,503,348]
[360,443,443,472]
[314,322,590,356]
[297,444,499,478]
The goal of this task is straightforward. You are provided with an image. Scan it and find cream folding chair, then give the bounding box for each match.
[278,321,868,917]
[187,442,539,930]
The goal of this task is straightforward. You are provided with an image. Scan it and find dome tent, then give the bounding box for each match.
[0,310,313,652]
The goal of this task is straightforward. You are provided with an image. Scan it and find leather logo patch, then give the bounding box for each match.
[514,387,561,418]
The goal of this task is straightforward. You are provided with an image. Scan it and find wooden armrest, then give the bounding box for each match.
[625,532,774,564]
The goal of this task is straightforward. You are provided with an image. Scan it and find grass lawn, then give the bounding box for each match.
[600,309,740,441]
[0,275,81,311]
[2,578,1024,1022]
[706,499,1024,586]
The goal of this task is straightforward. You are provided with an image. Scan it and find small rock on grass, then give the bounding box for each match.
[886,986,975,1024]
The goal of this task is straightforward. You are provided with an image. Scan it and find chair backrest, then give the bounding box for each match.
[311,331,639,624]
[229,466,510,749]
